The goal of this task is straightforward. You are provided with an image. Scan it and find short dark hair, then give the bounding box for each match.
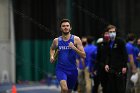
[127,33,136,41]
[87,36,93,44]
[59,19,71,27]
[105,24,116,32]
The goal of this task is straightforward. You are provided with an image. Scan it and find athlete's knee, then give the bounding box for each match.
[61,86,68,92]
[86,83,91,89]
[86,84,92,92]
[60,80,69,92]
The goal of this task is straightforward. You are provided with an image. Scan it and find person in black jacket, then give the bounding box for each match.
[104,25,128,93]
[93,31,110,93]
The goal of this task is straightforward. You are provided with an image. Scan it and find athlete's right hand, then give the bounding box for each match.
[50,56,55,63]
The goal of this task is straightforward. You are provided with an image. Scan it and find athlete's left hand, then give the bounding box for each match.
[69,42,76,49]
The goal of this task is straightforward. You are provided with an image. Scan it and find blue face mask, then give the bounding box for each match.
[109,32,116,40]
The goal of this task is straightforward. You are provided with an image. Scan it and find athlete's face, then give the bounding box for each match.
[60,22,71,35]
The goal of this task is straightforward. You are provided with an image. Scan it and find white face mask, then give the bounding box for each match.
[109,32,116,40]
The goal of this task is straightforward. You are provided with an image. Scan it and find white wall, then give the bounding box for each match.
[0,0,15,83]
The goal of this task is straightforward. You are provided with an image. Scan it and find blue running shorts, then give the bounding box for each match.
[56,68,78,89]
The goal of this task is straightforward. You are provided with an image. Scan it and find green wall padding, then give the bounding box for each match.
[16,40,56,81]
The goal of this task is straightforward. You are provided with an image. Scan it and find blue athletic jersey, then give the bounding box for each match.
[56,35,77,70]
[84,44,97,72]
[126,42,138,67]
[134,46,140,67]
[136,46,140,68]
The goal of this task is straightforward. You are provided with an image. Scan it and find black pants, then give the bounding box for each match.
[106,73,126,93]
[100,71,108,93]
[92,70,108,93]
[92,74,100,93]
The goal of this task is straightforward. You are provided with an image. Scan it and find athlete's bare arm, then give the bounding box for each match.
[128,54,137,73]
[69,36,86,58]
[50,38,58,63]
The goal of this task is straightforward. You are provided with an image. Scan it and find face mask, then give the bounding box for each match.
[104,34,110,41]
[109,32,116,40]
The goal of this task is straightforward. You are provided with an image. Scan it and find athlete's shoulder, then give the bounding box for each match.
[73,35,80,40]
[53,38,58,42]
[126,42,133,48]
[52,38,59,46]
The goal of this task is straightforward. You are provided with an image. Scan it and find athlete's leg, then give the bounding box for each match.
[84,67,92,93]
[56,69,68,93]
[60,80,69,93]
[67,69,78,93]
[77,69,85,93]
[68,89,72,93]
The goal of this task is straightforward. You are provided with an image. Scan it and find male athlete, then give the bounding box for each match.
[50,19,86,93]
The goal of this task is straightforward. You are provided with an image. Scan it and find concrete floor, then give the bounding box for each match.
[0,83,61,93]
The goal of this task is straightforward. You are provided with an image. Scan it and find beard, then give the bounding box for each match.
[62,31,70,35]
